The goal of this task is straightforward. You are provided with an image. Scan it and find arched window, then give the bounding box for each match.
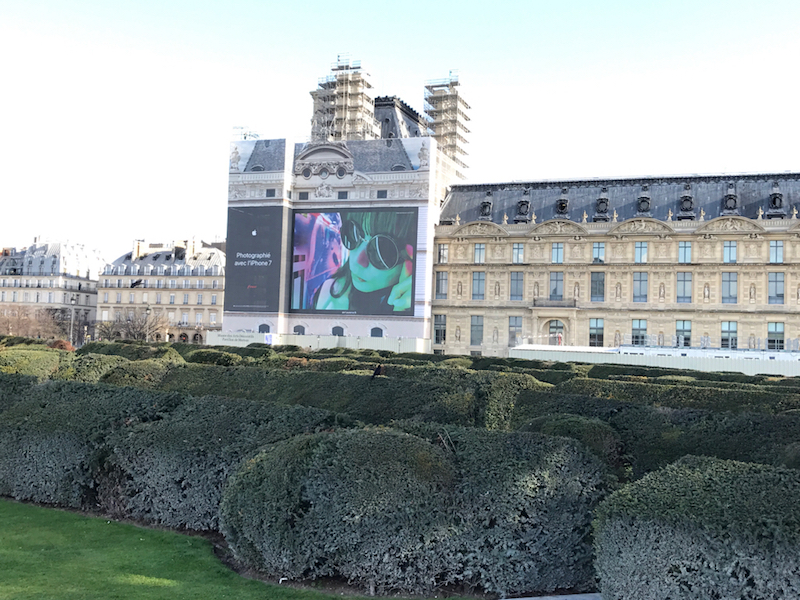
[332,326,344,336]
[293,325,305,335]
[258,324,270,333]
[370,327,383,338]
[193,333,203,344]
[548,320,564,345]
[179,333,189,342]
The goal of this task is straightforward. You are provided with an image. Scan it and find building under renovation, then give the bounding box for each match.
[424,74,471,180]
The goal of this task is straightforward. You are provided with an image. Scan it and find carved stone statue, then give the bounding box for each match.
[418,143,429,168]
[614,331,621,347]
[457,282,463,296]
[704,283,710,299]
[492,328,499,343]
[667,209,673,222]
[229,146,241,172]
[574,282,580,299]
[494,281,500,297]
[659,283,665,301]
[533,282,539,298]
[503,213,508,225]
[615,282,622,301]
[612,210,618,222]
[455,326,461,342]
[750,284,756,301]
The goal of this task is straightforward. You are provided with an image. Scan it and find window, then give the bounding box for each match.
[209,313,217,324]
[508,316,522,346]
[212,280,219,289]
[722,273,737,304]
[632,319,648,346]
[551,243,564,264]
[157,280,163,289]
[435,272,448,299]
[142,292,148,303]
[549,320,564,345]
[589,318,604,347]
[298,192,309,200]
[103,279,109,288]
[472,272,485,300]
[474,243,485,264]
[169,294,175,305]
[196,313,203,325]
[770,241,784,264]
[434,314,446,344]
[181,312,189,325]
[156,293,161,304]
[182,280,190,289]
[437,244,449,264]
[676,272,692,303]
[169,280,176,289]
[197,280,204,289]
[769,273,784,304]
[116,279,122,288]
[723,241,737,264]
[591,273,605,302]
[332,326,344,336]
[116,293,121,304]
[377,190,388,199]
[633,272,648,302]
[183,294,189,305]
[591,242,605,264]
[211,294,217,305]
[129,293,135,303]
[197,294,203,305]
[266,188,276,198]
[721,322,738,349]
[512,243,524,264]
[676,320,691,347]
[678,241,692,264]
[768,322,784,350]
[102,292,109,303]
[293,325,305,335]
[370,327,383,338]
[509,272,523,301]
[635,242,648,263]
[549,272,563,300]
[337,191,348,200]
[470,316,483,346]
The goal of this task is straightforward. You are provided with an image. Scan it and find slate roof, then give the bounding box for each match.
[441,173,800,225]
[292,139,414,174]
[104,246,226,275]
[243,139,286,172]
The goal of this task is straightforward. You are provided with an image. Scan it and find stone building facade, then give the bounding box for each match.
[432,173,800,356]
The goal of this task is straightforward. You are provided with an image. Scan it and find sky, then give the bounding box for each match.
[1,0,798,261]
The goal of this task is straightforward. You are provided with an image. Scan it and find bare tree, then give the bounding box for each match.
[122,311,168,342]
[95,320,123,341]
[0,304,65,340]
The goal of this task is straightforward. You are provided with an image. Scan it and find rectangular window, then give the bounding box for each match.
[169,280,176,289]
[129,293,135,303]
[633,272,648,302]
[337,191,348,200]
[266,188,276,198]
[509,272,524,301]
[722,273,737,304]
[470,315,484,346]
[182,280,190,289]
[142,292,148,303]
[434,314,446,344]
[437,244,449,264]
[298,192,309,200]
[183,294,189,305]
[632,319,648,346]
[181,312,189,325]
[197,280,204,289]
[474,243,485,264]
[592,242,605,264]
[211,294,217,305]
[156,293,162,304]
[551,242,564,264]
[676,272,692,303]
[589,318,604,347]
[116,279,122,288]
[210,313,217,324]
[377,190,388,199]
[212,280,218,289]
[769,273,784,304]
[508,316,523,347]
[197,294,203,305]
[169,294,175,305]
[549,272,563,300]
[103,292,109,303]
[157,280,163,289]
[676,320,692,347]
[635,241,648,263]
[512,243,524,264]
[590,272,605,302]
[472,272,485,300]
[770,240,784,264]
[196,313,203,325]
[721,321,738,349]
[435,272,448,299]
[678,241,692,264]
[724,241,737,264]
[116,293,121,304]
[768,322,785,350]
[103,279,109,288]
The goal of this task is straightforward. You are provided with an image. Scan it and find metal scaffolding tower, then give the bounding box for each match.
[310,56,380,142]
[424,72,470,179]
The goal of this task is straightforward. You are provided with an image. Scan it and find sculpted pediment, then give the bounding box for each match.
[609,218,674,235]
[531,220,587,236]
[696,217,764,234]
[453,221,508,237]
[294,141,355,175]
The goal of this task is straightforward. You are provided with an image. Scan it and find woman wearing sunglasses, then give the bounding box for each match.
[314,211,415,313]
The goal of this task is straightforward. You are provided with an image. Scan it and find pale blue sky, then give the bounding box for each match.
[1,0,798,259]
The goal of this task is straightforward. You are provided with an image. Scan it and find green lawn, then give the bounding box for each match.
[0,498,344,600]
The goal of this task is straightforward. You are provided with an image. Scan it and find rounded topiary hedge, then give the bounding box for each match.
[594,455,800,600]
[222,425,605,597]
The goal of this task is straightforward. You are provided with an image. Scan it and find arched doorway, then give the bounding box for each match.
[370,327,383,338]
[258,324,270,333]
[548,320,564,345]
[193,333,203,344]
[293,325,305,335]
[179,333,188,343]
[332,326,344,336]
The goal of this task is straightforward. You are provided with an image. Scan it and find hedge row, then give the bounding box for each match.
[77,341,185,363]
[594,456,800,599]
[587,363,765,384]
[513,390,800,477]
[221,426,605,597]
[556,377,800,413]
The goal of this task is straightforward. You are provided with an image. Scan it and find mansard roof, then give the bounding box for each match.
[441,172,800,226]
[242,139,286,172]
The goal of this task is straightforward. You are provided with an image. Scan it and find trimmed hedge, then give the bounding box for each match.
[587,363,765,384]
[77,342,185,364]
[594,456,800,599]
[55,353,130,383]
[0,373,38,414]
[0,347,63,381]
[222,426,605,597]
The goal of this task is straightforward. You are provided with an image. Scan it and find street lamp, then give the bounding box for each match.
[145,305,152,342]
[68,295,76,346]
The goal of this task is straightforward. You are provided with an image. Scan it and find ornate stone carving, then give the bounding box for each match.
[571,244,583,259]
[455,245,466,260]
[492,244,504,259]
[533,220,586,235]
[418,143,429,168]
[315,183,333,198]
[228,185,246,200]
[696,217,761,233]
[456,222,505,237]
[612,219,672,234]
[294,159,355,177]
[229,146,241,172]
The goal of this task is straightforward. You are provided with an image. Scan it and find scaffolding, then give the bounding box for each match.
[424,72,470,179]
[310,56,380,142]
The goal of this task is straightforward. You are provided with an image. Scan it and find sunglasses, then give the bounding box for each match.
[340,220,404,270]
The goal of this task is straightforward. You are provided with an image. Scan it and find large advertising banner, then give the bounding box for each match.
[290,208,418,316]
[224,206,283,312]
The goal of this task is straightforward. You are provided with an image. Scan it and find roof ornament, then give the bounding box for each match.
[667,209,673,222]
[612,209,618,222]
